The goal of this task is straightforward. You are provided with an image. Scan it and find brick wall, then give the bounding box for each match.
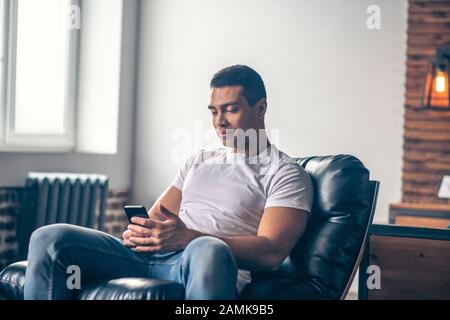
[402,0,450,205]
[0,187,130,271]
[103,189,131,238]
[0,188,22,270]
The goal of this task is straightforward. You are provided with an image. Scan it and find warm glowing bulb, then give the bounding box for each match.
[435,70,446,93]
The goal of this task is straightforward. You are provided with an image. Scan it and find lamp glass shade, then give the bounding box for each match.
[421,62,450,110]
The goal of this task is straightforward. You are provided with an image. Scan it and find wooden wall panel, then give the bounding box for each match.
[402,0,450,205]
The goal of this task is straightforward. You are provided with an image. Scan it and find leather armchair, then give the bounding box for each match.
[0,155,379,300]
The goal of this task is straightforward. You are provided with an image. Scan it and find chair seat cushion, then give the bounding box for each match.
[78,278,184,300]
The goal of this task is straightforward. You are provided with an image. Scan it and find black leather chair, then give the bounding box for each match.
[0,155,379,300]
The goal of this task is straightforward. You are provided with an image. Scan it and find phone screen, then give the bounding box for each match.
[124,205,148,223]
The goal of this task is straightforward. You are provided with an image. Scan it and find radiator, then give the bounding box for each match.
[17,172,109,259]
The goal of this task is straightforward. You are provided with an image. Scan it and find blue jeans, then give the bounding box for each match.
[23,223,238,300]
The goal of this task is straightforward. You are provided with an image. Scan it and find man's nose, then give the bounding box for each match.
[215,112,228,127]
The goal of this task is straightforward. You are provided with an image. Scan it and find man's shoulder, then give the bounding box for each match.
[265,146,301,167]
[276,157,309,178]
[266,148,311,181]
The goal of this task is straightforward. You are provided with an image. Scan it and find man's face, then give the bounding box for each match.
[208,86,261,147]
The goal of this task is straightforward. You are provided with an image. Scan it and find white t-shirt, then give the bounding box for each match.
[171,144,313,293]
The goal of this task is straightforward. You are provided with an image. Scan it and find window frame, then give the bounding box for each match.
[0,0,8,146]
[0,0,80,152]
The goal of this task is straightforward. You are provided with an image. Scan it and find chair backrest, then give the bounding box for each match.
[256,155,379,299]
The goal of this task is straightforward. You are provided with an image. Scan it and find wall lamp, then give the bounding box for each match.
[420,47,450,111]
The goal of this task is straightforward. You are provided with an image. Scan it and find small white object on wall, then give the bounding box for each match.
[438,176,450,199]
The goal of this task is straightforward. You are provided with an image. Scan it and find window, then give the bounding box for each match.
[0,0,80,150]
[0,0,125,154]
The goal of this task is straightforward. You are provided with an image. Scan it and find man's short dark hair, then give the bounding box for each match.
[210,65,266,106]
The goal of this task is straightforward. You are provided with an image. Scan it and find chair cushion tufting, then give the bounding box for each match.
[77,277,184,300]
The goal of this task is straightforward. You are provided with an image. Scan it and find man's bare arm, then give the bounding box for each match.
[191,207,309,271]
[147,185,182,220]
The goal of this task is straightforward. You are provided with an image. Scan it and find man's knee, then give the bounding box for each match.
[184,236,237,268]
[29,223,82,254]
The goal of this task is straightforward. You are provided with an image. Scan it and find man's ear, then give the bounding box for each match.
[255,98,267,119]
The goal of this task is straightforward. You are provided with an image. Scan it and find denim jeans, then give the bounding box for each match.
[23,223,238,300]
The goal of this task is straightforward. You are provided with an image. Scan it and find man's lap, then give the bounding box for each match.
[29,224,183,282]
[28,224,236,286]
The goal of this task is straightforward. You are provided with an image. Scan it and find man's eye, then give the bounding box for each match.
[226,109,238,113]
[211,112,218,116]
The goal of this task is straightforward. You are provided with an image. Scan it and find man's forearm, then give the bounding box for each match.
[187,229,284,271]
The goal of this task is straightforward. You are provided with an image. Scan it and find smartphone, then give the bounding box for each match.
[124,205,149,223]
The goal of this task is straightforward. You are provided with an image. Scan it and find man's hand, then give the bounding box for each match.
[124,204,199,253]
[122,228,146,247]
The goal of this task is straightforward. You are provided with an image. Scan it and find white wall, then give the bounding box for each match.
[0,0,139,190]
[133,0,407,223]
[76,0,123,155]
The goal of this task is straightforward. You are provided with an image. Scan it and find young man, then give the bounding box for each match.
[24,65,313,300]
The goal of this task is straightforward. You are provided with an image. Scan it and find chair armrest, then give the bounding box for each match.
[0,261,27,300]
